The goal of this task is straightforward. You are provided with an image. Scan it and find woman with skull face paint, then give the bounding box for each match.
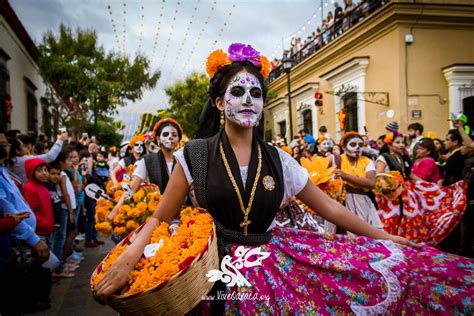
[95,44,474,314]
[109,135,146,191]
[108,119,183,222]
[329,132,384,235]
[132,118,183,193]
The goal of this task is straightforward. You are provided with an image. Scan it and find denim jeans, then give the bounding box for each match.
[84,196,97,242]
[52,208,68,270]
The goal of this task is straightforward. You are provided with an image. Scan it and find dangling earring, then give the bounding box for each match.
[220,111,225,128]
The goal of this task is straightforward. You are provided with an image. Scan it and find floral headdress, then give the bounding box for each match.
[129,135,145,147]
[339,131,363,147]
[206,43,271,79]
[384,130,403,144]
[317,136,328,145]
[152,118,183,139]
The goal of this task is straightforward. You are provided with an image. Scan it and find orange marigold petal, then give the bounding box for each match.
[206,49,230,78]
[259,55,271,79]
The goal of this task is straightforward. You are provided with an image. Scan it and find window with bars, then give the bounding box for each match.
[343,92,358,132]
[302,109,313,136]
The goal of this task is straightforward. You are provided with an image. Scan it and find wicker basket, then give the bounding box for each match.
[91,216,219,315]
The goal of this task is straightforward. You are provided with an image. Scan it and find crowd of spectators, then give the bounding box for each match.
[270,0,386,80]
[0,129,119,313]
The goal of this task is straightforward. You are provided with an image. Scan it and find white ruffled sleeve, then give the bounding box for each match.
[173,148,193,185]
[275,147,309,204]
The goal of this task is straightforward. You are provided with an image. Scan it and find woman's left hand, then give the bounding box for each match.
[334,169,346,179]
[388,234,424,249]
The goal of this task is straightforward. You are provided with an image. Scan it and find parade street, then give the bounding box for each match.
[36,240,116,316]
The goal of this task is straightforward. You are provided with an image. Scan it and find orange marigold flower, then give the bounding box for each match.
[206,49,231,78]
[133,189,145,203]
[114,226,127,236]
[136,202,148,213]
[126,220,139,231]
[259,55,271,79]
[114,190,124,203]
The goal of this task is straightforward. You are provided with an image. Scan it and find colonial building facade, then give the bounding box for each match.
[265,0,474,143]
[0,0,56,136]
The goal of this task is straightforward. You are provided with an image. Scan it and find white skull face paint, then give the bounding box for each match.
[159,126,179,150]
[223,70,263,127]
[344,138,364,158]
[133,142,144,154]
[318,140,330,153]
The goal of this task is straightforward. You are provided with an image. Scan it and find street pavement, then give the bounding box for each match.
[31,239,117,316]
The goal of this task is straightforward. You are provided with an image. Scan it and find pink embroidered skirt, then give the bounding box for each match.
[221,227,473,315]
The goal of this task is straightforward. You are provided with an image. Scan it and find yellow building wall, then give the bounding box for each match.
[400,26,474,139]
[267,26,474,142]
[313,27,402,139]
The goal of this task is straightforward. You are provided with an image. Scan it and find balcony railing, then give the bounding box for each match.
[267,0,387,84]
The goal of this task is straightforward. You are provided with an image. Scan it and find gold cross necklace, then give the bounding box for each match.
[219,141,262,236]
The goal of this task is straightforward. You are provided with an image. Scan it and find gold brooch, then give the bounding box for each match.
[262,175,275,191]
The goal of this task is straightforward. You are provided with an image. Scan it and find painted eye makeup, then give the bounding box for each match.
[230,86,245,97]
[162,132,170,137]
[250,87,262,98]
[348,142,363,148]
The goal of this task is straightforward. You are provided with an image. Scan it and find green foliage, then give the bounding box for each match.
[85,116,123,147]
[37,24,160,137]
[164,73,209,138]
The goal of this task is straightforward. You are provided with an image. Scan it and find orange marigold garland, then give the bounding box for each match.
[95,186,162,238]
[91,207,214,296]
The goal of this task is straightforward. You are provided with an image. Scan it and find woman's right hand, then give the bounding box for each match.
[94,253,134,303]
[94,218,160,303]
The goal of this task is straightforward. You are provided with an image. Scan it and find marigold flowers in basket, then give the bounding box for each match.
[91,207,218,315]
[95,199,114,237]
[94,185,162,238]
[373,171,404,200]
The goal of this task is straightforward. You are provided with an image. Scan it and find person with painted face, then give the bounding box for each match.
[328,132,384,235]
[109,136,146,190]
[108,119,183,221]
[95,44,473,314]
[375,130,412,178]
[133,118,182,192]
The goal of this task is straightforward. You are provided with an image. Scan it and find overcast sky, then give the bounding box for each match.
[10,0,335,138]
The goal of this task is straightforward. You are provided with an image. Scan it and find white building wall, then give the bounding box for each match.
[0,15,47,133]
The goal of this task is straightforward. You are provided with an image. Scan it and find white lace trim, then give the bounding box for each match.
[350,240,405,315]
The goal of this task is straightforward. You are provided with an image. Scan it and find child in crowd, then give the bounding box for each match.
[46,164,63,246]
[21,157,54,311]
[93,151,109,186]
[64,149,87,264]
[22,158,54,240]
[50,148,77,278]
